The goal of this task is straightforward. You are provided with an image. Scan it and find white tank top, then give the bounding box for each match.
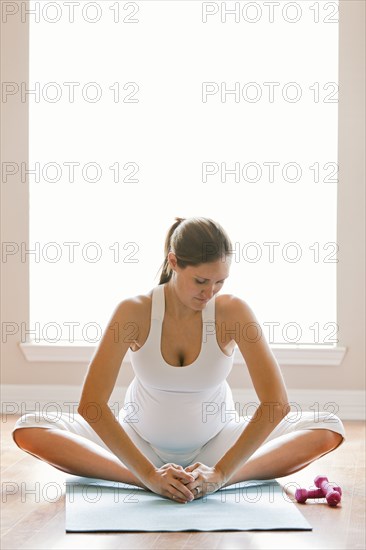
[119,283,236,454]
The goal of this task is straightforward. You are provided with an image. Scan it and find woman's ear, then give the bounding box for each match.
[167,252,178,271]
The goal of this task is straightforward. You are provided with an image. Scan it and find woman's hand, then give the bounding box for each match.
[183,462,225,499]
[142,463,196,503]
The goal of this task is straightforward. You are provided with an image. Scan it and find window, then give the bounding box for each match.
[28,0,339,347]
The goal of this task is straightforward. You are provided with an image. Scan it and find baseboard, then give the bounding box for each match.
[1,384,365,421]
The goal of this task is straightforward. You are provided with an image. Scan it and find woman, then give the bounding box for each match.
[12,217,346,504]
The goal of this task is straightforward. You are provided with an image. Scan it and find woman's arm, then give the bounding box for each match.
[78,298,196,502]
[214,296,291,484]
[77,298,156,482]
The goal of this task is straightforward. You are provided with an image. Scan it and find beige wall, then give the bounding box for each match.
[1,1,365,393]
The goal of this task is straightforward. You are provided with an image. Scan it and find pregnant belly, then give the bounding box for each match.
[119,382,232,453]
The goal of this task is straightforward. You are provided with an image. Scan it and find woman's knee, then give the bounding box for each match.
[308,428,344,453]
[13,427,52,452]
[323,429,344,450]
[12,411,64,450]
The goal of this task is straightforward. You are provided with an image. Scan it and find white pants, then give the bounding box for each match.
[12,408,346,469]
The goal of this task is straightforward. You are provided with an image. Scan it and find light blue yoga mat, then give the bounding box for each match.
[65,476,312,532]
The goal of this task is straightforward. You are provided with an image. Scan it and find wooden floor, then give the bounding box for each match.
[1,416,365,550]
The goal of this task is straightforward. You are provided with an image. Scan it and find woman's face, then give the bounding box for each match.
[167,253,231,310]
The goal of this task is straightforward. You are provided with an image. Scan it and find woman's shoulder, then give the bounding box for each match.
[114,289,154,320]
[215,293,253,322]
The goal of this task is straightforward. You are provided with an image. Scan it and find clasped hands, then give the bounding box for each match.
[144,462,226,504]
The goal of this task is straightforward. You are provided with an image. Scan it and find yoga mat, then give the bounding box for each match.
[65,476,312,532]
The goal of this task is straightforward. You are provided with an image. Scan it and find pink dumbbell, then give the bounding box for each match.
[314,475,342,507]
[295,477,342,506]
[295,487,326,503]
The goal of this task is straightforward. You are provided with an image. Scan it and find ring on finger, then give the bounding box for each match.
[195,486,201,495]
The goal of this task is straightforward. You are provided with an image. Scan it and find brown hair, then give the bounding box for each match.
[157,217,233,285]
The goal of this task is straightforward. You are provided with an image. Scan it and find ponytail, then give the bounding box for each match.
[158,217,185,285]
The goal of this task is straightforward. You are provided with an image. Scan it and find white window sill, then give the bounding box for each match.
[18,341,347,367]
